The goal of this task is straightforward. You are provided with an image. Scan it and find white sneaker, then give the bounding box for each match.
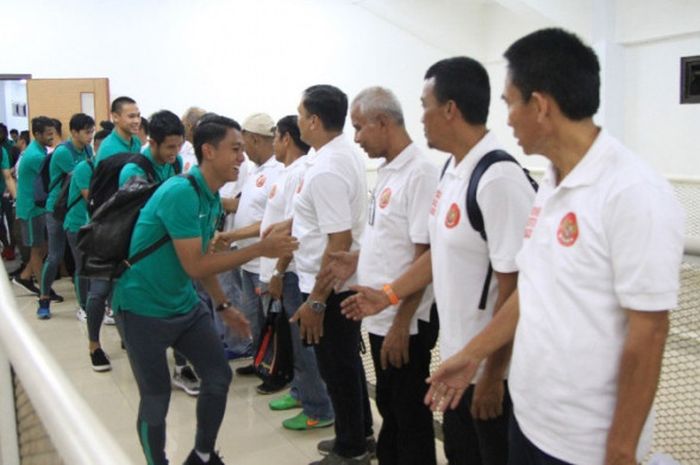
[76,307,87,322]
[103,307,116,325]
[172,365,201,396]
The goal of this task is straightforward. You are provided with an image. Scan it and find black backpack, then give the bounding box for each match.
[86,152,183,215]
[440,150,538,310]
[53,159,95,222]
[254,299,294,387]
[33,141,93,208]
[77,174,199,280]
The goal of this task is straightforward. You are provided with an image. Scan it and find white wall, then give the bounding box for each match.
[2,0,698,177]
[2,81,29,132]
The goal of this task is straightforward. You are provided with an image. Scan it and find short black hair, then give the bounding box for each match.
[99,120,115,131]
[302,85,348,132]
[52,118,63,137]
[31,116,56,136]
[424,57,490,125]
[9,129,18,136]
[504,28,600,120]
[94,129,111,144]
[149,110,184,145]
[0,123,6,136]
[69,113,96,132]
[19,130,30,146]
[140,116,149,136]
[276,115,310,154]
[111,96,137,114]
[193,113,241,164]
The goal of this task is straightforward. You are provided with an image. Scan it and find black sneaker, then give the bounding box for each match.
[49,288,64,302]
[90,348,112,372]
[183,449,225,465]
[317,437,376,458]
[235,364,256,376]
[256,380,287,395]
[12,276,39,295]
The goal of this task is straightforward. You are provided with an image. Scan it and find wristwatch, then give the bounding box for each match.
[215,301,232,313]
[306,299,326,313]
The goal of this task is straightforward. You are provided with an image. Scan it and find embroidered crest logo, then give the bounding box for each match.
[269,184,277,199]
[378,188,392,209]
[445,203,461,229]
[256,175,266,188]
[430,190,442,216]
[557,212,579,247]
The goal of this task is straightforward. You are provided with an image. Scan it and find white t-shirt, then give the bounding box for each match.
[428,131,535,366]
[510,130,685,465]
[179,140,198,173]
[259,156,306,283]
[233,155,284,273]
[358,143,438,336]
[292,135,367,294]
[220,154,254,233]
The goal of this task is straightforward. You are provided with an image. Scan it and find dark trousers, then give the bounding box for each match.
[308,291,373,458]
[442,380,512,465]
[369,305,439,465]
[117,304,232,465]
[507,413,571,465]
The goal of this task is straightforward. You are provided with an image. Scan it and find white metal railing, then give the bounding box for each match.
[0,265,135,465]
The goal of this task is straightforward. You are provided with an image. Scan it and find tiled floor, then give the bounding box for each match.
[11,275,447,465]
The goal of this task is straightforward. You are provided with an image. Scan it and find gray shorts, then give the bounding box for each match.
[19,214,47,247]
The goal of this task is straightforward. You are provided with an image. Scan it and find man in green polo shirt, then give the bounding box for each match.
[0,141,17,259]
[37,113,95,319]
[96,96,141,163]
[113,114,299,465]
[12,117,57,309]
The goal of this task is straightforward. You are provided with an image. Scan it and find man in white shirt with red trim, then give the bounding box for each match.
[290,84,373,465]
[230,113,284,379]
[425,28,685,465]
[336,86,440,465]
[342,58,535,465]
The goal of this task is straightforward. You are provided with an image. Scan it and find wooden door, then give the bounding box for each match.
[27,78,110,140]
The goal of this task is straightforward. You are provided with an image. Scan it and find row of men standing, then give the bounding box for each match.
[11,26,686,465]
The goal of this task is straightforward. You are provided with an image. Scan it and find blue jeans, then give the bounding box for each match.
[40,214,66,296]
[266,272,334,420]
[239,269,264,351]
[215,268,253,356]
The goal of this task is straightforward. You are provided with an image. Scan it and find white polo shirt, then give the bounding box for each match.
[233,155,284,273]
[357,143,437,336]
[292,135,367,294]
[428,131,535,366]
[510,130,685,465]
[259,156,307,283]
[220,154,254,233]
[179,140,198,173]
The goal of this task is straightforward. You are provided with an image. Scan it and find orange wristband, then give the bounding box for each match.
[383,284,400,305]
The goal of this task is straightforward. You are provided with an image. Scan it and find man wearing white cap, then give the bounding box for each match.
[231,113,285,385]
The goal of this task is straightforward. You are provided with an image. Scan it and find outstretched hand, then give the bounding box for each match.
[220,307,251,339]
[424,351,482,412]
[340,285,391,321]
[316,251,359,292]
[260,232,299,258]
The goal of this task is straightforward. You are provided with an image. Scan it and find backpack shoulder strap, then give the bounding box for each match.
[132,155,158,182]
[439,156,451,180]
[123,174,201,270]
[466,149,519,241]
[174,156,183,175]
